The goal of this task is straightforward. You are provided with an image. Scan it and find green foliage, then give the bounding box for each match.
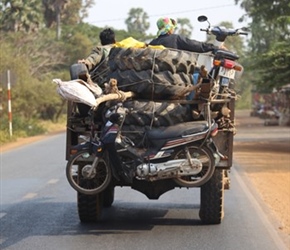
[125,8,150,35]
[249,41,290,92]
[0,0,44,32]
[176,18,193,37]
[236,0,290,92]
[236,83,252,109]
[0,115,46,143]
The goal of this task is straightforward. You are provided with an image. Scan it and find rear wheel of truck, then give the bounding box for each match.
[103,185,115,207]
[199,169,225,224]
[77,191,103,223]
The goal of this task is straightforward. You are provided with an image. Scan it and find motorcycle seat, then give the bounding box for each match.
[147,121,209,140]
[215,49,239,61]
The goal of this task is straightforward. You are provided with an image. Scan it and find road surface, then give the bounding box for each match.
[0,133,288,250]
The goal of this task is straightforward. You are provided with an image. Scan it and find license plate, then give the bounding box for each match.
[219,67,235,79]
[220,77,230,86]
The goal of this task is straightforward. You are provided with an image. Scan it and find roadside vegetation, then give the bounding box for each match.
[0,0,289,143]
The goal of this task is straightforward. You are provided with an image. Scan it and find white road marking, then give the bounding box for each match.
[22,193,37,199]
[47,179,59,184]
[0,212,6,219]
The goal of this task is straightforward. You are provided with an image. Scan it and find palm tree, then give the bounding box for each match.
[0,0,43,32]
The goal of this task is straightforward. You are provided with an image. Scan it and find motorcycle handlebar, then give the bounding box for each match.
[200,27,248,37]
[238,31,248,36]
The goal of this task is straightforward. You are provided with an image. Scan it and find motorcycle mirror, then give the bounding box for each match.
[197,15,208,22]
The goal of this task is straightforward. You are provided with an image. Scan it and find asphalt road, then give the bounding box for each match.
[0,133,288,250]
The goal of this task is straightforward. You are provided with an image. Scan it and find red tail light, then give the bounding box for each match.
[214,59,242,71]
[211,127,219,137]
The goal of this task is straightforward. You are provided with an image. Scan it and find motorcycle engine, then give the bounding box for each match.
[136,163,157,178]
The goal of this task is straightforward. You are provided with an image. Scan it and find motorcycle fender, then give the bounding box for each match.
[206,139,221,166]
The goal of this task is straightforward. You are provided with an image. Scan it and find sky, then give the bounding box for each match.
[84,0,249,41]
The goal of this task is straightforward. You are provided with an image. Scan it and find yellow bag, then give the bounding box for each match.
[114,37,165,50]
[114,37,146,48]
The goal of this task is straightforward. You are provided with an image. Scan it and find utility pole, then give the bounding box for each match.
[0,86,3,113]
[7,70,12,137]
[55,0,68,40]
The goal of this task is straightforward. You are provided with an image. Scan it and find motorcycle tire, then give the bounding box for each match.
[173,145,215,187]
[66,150,112,195]
[199,169,225,224]
[108,47,197,74]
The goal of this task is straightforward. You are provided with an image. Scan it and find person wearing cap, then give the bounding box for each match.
[149,17,218,53]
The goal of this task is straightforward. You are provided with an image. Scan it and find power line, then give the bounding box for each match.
[87,4,235,24]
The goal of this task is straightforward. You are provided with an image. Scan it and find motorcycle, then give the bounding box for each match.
[196,15,247,104]
[65,95,221,196]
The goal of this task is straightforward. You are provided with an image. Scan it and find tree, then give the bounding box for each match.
[176,18,193,37]
[0,0,43,32]
[43,0,95,39]
[125,8,150,35]
[235,0,290,91]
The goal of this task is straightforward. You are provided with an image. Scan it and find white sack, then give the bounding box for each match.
[53,78,97,108]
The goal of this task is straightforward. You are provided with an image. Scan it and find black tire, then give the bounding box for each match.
[77,192,103,223]
[108,69,193,99]
[121,125,148,147]
[199,169,225,224]
[173,145,216,187]
[121,100,193,127]
[108,47,197,74]
[103,185,115,207]
[66,150,112,195]
[109,47,154,72]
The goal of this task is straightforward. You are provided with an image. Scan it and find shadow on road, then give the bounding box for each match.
[0,199,202,249]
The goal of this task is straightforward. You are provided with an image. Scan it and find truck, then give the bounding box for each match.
[60,17,245,224]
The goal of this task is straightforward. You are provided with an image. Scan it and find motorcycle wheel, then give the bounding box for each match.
[173,145,215,187]
[66,150,112,195]
[199,169,225,224]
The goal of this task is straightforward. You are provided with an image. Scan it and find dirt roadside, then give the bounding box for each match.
[1,111,289,245]
[233,110,290,247]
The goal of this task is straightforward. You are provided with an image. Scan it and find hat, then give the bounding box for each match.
[156,17,177,36]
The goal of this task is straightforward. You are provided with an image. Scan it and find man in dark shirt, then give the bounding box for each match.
[149,17,218,53]
[78,28,116,86]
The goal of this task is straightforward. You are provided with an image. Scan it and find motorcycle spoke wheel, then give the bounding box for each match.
[66,150,111,195]
[173,145,215,187]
